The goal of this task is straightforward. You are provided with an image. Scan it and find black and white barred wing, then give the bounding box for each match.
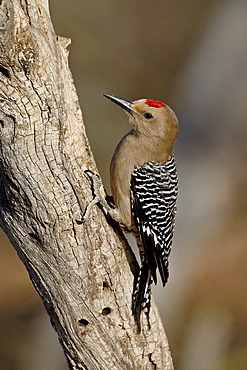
[130,156,178,286]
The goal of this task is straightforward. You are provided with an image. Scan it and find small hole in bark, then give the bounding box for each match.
[0,120,4,127]
[102,307,111,316]
[103,281,110,289]
[78,319,89,326]
[0,66,10,79]
[28,233,41,243]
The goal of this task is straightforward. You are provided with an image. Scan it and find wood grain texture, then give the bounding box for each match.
[0,1,174,369]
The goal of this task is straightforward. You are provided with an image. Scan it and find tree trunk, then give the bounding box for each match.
[0,1,174,369]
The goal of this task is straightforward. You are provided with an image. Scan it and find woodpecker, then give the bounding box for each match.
[81,94,178,332]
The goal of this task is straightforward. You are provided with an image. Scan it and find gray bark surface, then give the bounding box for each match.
[0,1,174,369]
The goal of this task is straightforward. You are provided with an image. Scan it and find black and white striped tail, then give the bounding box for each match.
[132,261,153,332]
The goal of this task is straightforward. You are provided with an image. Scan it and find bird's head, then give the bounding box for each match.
[103,94,178,149]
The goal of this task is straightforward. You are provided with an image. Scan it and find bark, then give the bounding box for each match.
[0,1,174,369]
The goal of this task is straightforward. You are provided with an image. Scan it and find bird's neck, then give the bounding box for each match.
[128,130,173,164]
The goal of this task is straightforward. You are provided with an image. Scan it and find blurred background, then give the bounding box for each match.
[0,0,246,369]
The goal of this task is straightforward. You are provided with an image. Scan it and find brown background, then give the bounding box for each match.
[0,1,246,369]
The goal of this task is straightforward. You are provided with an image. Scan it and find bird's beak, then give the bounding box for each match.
[103,94,138,116]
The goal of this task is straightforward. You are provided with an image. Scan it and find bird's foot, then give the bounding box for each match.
[77,170,121,224]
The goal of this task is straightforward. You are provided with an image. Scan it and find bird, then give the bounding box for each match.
[81,94,179,332]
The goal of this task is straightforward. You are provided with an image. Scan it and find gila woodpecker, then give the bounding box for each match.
[81,94,179,332]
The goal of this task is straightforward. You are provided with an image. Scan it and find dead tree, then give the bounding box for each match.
[0,1,174,369]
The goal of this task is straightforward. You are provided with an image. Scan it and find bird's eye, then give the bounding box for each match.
[144,112,154,120]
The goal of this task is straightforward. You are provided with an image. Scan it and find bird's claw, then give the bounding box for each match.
[84,169,100,180]
[76,170,105,224]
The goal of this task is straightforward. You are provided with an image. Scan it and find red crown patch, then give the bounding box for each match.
[145,99,166,108]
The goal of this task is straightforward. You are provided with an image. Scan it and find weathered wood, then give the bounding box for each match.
[0,1,174,369]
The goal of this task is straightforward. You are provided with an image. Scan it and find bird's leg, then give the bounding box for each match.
[78,170,121,224]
